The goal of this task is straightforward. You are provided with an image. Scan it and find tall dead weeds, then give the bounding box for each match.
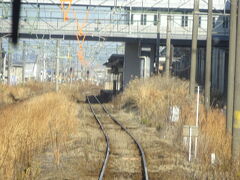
[118,76,232,175]
[119,76,193,129]
[0,92,78,179]
[0,81,54,106]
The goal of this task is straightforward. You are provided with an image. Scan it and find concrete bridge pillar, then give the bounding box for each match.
[123,42,140,88]
[123,42,156,88]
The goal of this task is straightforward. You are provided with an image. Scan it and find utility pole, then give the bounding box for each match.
[204,0,213,110]
[68,42,73,85]
[42,41,46,82]
[55,40,60,92]
[77,57,79,80]
[0,39,7,84]
[155,12,160,74]
[165,15,171,77]
[22,41,26,84]
[51,55,54,82]
[189,0,199,95]
[7,39,11,85]
[51,60,53,82]
[2,38,6,84]
[232,0,240,159]
[170,44,174,65]
[43,51,46,82]
[227,0,237,134]
[0,38,2,82]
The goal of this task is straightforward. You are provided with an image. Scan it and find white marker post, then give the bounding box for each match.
[195,86,200,158]
[189,127,192,162]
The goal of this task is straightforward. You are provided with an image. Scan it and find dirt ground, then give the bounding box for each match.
[111,109,200,180]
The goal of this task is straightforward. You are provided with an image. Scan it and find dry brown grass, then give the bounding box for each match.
[117,76,233,176]
[198,108,232,170]
[0,92,78,179]
[61,81,101,102]
[118,76,194,129]
[0,81,100,106]
[0,81,54,106]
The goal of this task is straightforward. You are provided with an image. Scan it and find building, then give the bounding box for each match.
[104,54,124,92]
[10,64,23,85]
[1,63,23,85]
[24,63,40,81]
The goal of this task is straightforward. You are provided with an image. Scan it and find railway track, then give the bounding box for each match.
[87,95,148,180]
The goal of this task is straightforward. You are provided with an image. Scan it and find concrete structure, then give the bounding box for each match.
[123,42,140,87]
[0,0,229,44]
[92,68,108,86]
[9,65,23,85]
[1,63,23,85]
[104,44,172,90]
[139,56,151,79]
[104,54,124,92]
[24,63,40,81]
[1,0,227,9]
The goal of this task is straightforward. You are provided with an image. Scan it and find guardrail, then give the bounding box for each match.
[0,6,229,40]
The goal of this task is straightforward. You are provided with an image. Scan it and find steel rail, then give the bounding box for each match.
[87,96,110,180]
[89,95,149,180]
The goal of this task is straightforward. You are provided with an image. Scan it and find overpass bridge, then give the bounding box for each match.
[0,0,229,45]
[0,0,229,10]
[0,0,230,91]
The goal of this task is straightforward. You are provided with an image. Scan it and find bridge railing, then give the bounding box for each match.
[0,13,229,40]
[1,0,227,10]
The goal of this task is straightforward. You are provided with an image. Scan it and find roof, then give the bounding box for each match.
[103,54,124,68]
[12,64,23,68]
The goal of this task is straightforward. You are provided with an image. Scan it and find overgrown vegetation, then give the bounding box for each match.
[61,81,101,102]
[0,78,235,178]
[0,81,99,106]
[0,82,54,106]
[117,76,233,177]
[0,83,82,179]
[118,76,193,130]
[198,109,232,172]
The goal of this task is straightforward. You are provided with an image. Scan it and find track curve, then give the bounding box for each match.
[87,95,148,180]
